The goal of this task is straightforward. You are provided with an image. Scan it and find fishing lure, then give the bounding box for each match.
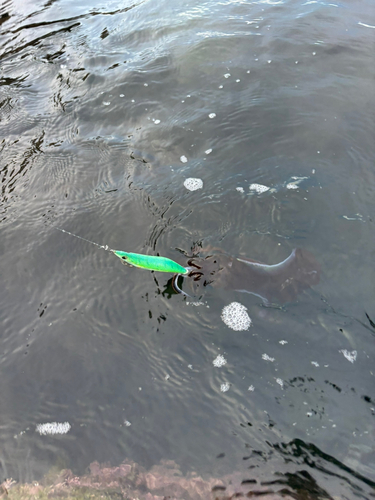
[56,227,189,275]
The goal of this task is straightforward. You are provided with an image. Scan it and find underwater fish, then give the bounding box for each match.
[183,247,320,304]
[56,227,319,305]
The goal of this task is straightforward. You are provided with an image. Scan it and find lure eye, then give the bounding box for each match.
[121,256,127,260]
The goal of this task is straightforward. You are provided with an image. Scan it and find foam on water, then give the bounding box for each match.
[276,378,284,388]
[262,353,275,362]
[340,349,357,363]
[221,302,252,331]
[249,183,270,194]
[184,178,203,191]
[36,422,71,435]
[213,354,227,367]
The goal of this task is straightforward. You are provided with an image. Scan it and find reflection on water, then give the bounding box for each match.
[1,0,375,497]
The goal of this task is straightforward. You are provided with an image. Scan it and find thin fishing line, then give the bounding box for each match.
[55,227,113,252]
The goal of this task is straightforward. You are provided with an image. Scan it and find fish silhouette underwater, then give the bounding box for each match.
[56,227,319,305]
[172,246,320,305]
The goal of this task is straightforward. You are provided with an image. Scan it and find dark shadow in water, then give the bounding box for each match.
[271,439,375,496]
[168,247,320,305]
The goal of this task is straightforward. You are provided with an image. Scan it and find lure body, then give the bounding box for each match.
[113,250,189,275]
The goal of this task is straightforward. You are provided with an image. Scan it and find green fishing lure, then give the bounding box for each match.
[56,227,188,275]
[113,250,188,274]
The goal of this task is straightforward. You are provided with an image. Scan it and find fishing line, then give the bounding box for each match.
[55,227,112,252]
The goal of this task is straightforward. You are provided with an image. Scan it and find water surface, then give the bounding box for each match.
[0,0,374,497]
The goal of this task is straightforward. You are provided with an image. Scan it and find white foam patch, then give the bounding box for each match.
[224,73,231,78]
[180,155,188,163]
[248,385,255,392]
[276,378,284,388]
[205,148,212,154]
[36,422,71,435]
[213,354,227,368]
[208,113,216,119]
[262,353,275,362]
[340,349,357,363]
[184,178,203,191]
[186,301,206,306]
[286,176,309,190]
[220,382,230,392]
[221,302,252,331]
[236,187,244,193]
[249,183,270,194]
[154,119,160,124]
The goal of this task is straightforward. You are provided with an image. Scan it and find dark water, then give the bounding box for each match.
[1,0,375,497]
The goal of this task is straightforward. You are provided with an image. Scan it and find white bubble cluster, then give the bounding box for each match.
[276,378,284,388]
[36,422,71,435]
[236,187,244,193]
[180,155,188,163]
[220,382,230,392]
[262,353,275,362]
[340,349,357,363]
[184,178,203,191]
[213,354,227,368]
[221,302,252,331]
[208,113,216,119]
[186,300,205,306]
[205,148,212,154]
[286,176,309,190]
[249,183,270,194]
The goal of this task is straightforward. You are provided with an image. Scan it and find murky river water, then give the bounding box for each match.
[1,0,375,497]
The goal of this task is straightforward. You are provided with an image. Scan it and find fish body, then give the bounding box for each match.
[186,248,320,304]
[113,250,189,275]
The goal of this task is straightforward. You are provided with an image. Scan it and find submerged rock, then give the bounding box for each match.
[2,459,308,500]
